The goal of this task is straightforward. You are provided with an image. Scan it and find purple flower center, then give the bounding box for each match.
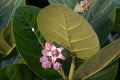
[51,49,60,57]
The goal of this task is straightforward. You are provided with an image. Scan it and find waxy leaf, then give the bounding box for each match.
[115,0,120,8]
[48,0,78,9]
[73,38,120,80]
[0,0,26,30]
[12,6,61,80]
[0,64,41,80]
[86,0,116,46]
[0,24,15,60]
[37,5,100,60]
[88,62,118,80]
[112,9,120,34]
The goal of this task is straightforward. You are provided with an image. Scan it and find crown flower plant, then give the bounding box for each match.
[2,0,120,80]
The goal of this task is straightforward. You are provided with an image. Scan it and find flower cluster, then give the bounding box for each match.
[40,42,66,71]
[80,0,90,11]
[74,0,90,12]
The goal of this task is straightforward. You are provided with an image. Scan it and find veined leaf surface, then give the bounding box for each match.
[73,38,120,80]
[37,5,100,60]
[12,6,61,80]
[86,0,115,46]
[0,0,26,29]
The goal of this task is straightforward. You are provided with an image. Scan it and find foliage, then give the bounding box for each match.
[0,0,120,80]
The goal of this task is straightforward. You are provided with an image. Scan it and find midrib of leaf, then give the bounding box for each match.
[44,14,67,40]
[61,7,72,51]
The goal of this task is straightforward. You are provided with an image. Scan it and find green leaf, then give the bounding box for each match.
[88,62,118,80]
[48,0,79,9]
[0,0,26,29]
[112,9,120,34]
[0,64,41,80]
[73,38,120,80]
[37,4,100,60]
[12,5,61,80]
[115,0,120,8]
[86,0,116,46]
[0,24,15,60]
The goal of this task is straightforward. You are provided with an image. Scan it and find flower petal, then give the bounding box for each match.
[51,57,57,64]
[58,53,66,60]
[51,45,56,51]
[57,47,64,52]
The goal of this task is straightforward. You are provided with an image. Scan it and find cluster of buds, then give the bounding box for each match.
[80,0,90,11]
[40,42,66,71]
[74,0,90,12]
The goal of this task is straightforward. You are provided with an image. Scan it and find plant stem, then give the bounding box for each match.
[68,57,75,80]
[58,69,67,80]
[61,68,67,80]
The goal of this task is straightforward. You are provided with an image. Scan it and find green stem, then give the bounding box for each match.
[68,57,75,80]
[58,69,67,80]
[61,68,67,80]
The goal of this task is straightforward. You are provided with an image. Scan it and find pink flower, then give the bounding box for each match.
[53,62,61,71]
[48,45,66,63]
[42,61,51,69]
[80,0,90,11]
[40,42,66,71]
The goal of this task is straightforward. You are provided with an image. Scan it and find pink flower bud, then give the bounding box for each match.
[40,56,48,63]
[42,49,49,56]
[45,42,52,51]
[53,62,61,71]
[42,61,51,69]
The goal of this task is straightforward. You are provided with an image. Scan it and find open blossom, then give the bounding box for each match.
[40,42,66,71]
[48,45,65,63]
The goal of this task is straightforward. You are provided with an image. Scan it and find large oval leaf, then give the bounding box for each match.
[73,38,120,80]
[0,0,26,30]
[86,0,116,46]
[37,4,100,60]
[0,64,41,80]
[12,5,61,80]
